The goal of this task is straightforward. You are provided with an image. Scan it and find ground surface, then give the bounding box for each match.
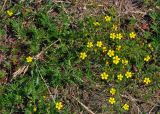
[0,0,160,114]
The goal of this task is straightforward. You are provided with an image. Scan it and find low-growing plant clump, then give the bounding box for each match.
[0,0,160,114]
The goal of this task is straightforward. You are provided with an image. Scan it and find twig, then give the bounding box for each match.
[119,0,124,14]
[36,62,56,102]
[135,23,145,33]
[1,0,7,11]
[12,65,29,78]
[149,104,160,114]
[119,10,146,16]
[42,39,60,52]
[35,38,60,59]
[72,96,95,114]
[130,11,146,15]
[53,0,71,4]
[12,39,60,79]
[121,94,142,102]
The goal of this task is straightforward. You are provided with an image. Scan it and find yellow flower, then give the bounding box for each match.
[122,59,128,65]
[6,10,13,16]
[96,41,103,47]
[148,43,153,50]
[107,49,114,57]
[105,16,111,22]
[93,22,100,26]
[113,56,120,65]
[43,96,47,100]
[116,33,123,40]
[100,72,108,80]
[112,24,118,31]
[87,41,93,48]
[125,71,132,78]
[33,106,37,112]
[144,77,151,85]
[123,104,129,111]
[106,60,109,65]
[129,32,136,39]
[117,74,123,81]
[56,102,63,110]
[144,55,150,62]
[116,45,121,51]
[110,88,116,95]
[110,33,116,39]
[80,52,87,60]
[108,97,116,104]
[102,46,107,52]
[148,43,152,48]
[26,56,33,63]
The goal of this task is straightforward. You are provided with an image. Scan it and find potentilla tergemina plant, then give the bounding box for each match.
[78,14,158,113]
